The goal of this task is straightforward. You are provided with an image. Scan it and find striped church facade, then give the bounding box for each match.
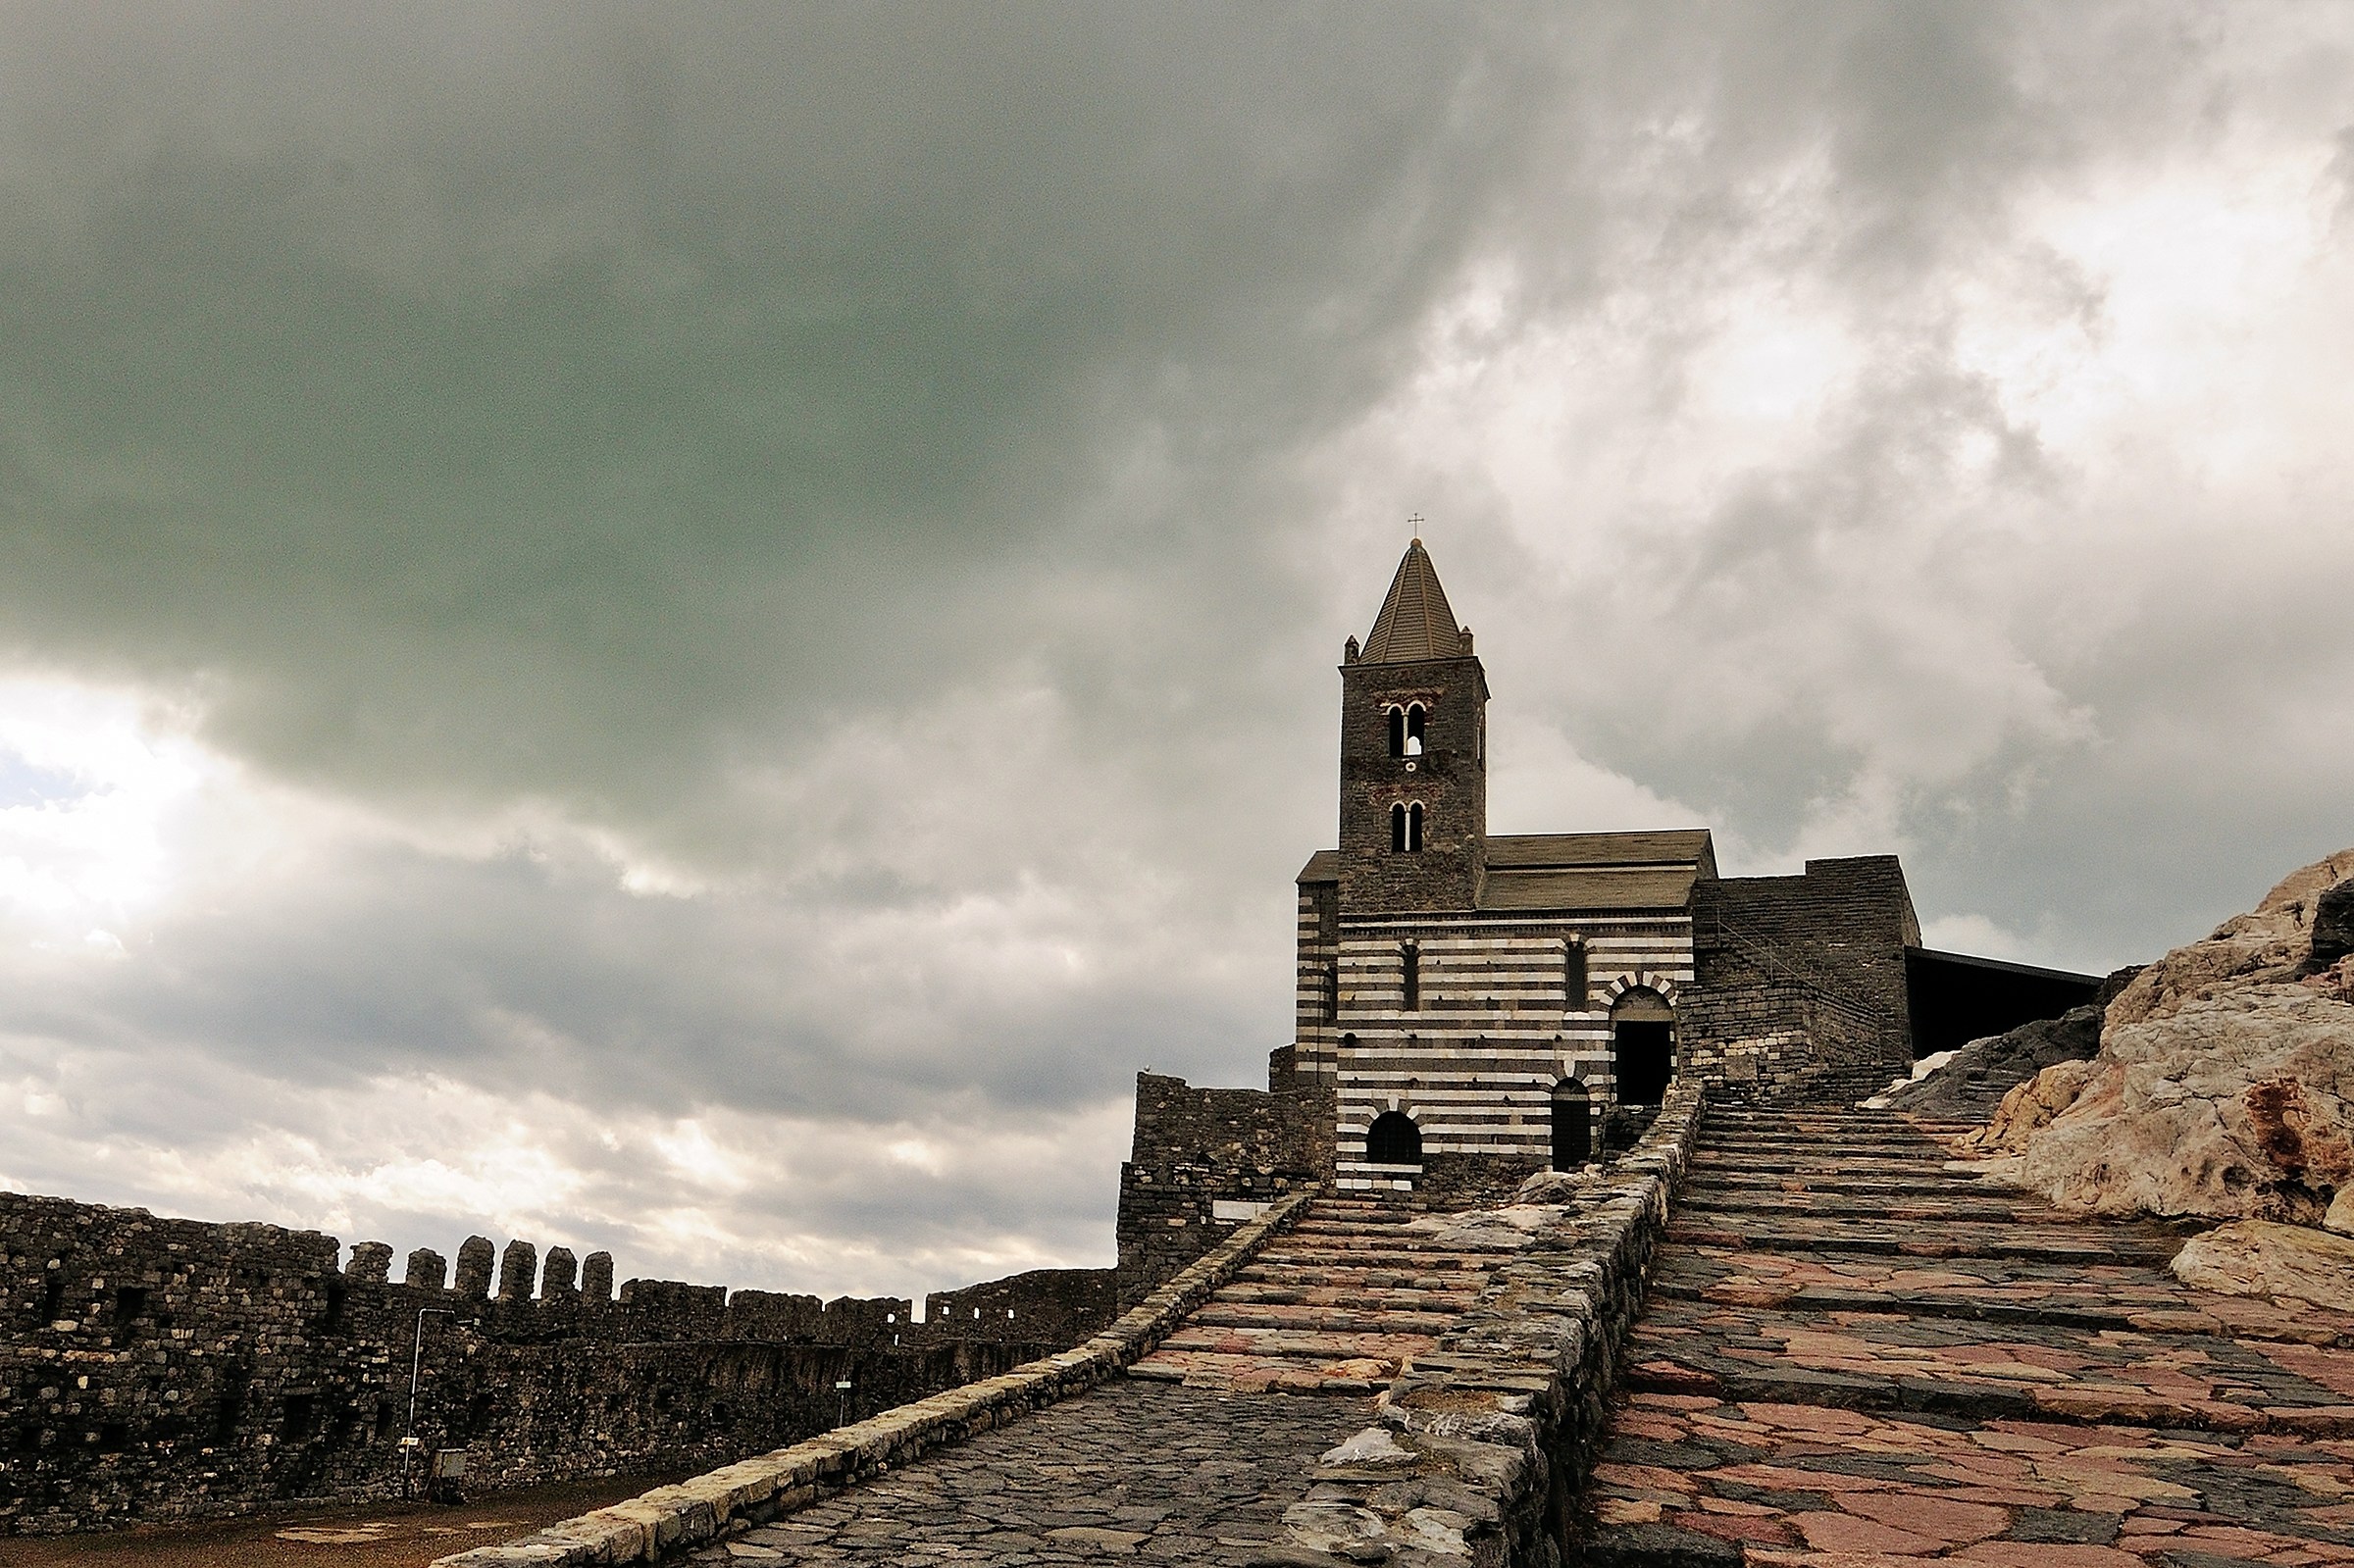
[1326,913,1692,1190]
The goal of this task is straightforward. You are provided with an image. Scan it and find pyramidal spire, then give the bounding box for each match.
[1360,538,1469,663]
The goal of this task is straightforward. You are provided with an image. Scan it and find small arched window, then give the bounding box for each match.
[1564,940,1589,1009]
[1365,1111,1422,1167]
[1401,941,1420,1011]
[1407,801,1424,851]
[1551,1079,1592,1168]
[1386,706,1407,757]
[1405,703,1426,756]
[1390,802,1407,851]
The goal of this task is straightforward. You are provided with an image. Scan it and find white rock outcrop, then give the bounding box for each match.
[2172,1219,2354,1309]
[2014,986,2354,1223]
[2105,848,2354,1029]
[1952,849,2354,1311]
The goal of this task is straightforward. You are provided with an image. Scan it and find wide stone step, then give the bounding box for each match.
[1695,1148,1986,1172]
[1187,1301,1458,1336]
[1676,1191,2054,1223]
[1252,1241,1513,1269]
[1666,1217,2181,1264]
[1697,1141,1950,1162]
[1151,1323,1439,1364]
[1231,1262,1498,1293]
[1218,1281,1484,1313]
[1124,1348,1403,1392]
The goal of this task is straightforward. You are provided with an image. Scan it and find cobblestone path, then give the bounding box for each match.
[1582,1105,2354,1566]
[679,1381,1368,1565]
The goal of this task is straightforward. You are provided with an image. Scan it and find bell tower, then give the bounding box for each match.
[1337,539,1488,913]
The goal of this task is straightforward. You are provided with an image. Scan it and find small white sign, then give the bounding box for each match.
[1211,1199,1271,1223]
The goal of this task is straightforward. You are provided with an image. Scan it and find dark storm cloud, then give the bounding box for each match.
[0,3,1564,845]
[2,1,2350,1290]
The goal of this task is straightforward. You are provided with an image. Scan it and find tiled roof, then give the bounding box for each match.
[1474,866,1701,912]
[1359,540,1466,663]
[1481,830,1716,873]
[1295,829,1716,892]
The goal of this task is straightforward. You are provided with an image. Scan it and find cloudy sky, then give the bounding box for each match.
[2,3,2351,1303]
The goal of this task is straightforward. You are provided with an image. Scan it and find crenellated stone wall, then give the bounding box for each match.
[0,1189,1115,1536]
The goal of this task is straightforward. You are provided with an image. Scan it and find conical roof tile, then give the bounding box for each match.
[1360,539,1466,663]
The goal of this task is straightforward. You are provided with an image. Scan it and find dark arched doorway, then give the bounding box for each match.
[1612,987,1675,1105]
[1551,1079,1592,1168]
[1365,1110,1422,1167]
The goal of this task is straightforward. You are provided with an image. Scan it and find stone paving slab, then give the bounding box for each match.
[1652,1245,2354,1345]
[1581,1107,2354,1566]
[1627,1296,2354,1432]
[1584,1391,2354,1566]
[1669,1215,2181,1264]
[682,1382,1369,1565]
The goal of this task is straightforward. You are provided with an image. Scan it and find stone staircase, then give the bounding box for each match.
[1127,1193,1522,1393]
[1580,1103,2354,1565]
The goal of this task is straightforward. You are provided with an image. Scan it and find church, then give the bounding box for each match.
[1116,540,2099,1270]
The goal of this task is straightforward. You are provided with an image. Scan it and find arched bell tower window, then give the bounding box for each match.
[1390,802,1425,853]
[1404,703,1426,756]
[1386,706,1407,757]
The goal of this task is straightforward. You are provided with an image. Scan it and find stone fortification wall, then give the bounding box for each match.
[921,1268,1117,1346]
[0,1189,1110,1536]
[1687,855,1920,1091]
[1113,1063,1331,1308]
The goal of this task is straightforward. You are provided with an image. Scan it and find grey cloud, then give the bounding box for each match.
[2,2,2351,1290]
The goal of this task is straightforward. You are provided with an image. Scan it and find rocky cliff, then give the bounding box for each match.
[1953,847,2354,1304]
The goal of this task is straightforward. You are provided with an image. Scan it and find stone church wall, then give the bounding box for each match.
[1686,855,1921,1089]
[1113,1064,1332,1308]
[0,1189,1111,1536]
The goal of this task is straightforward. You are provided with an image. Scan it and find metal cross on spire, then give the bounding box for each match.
[1406,512,1425,542]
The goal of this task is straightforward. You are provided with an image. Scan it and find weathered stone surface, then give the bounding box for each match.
[2106,847,2354,1029]
[1582,1104,2354,1568]
[2014,986,2354,1223]
[2173,1217,2354,1307]
[1960,1056,2095,1157]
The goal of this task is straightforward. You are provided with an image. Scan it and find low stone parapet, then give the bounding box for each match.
[430,1189,1320,1567]
[1255,1083,1707,1568]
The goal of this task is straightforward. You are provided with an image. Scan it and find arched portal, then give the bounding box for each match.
[1365,1110,1422,1167]
[1612,986,1675,1106]
[1551,1078,1592,1168]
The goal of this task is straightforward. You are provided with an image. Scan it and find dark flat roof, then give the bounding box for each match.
[1906,946,2103,986]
